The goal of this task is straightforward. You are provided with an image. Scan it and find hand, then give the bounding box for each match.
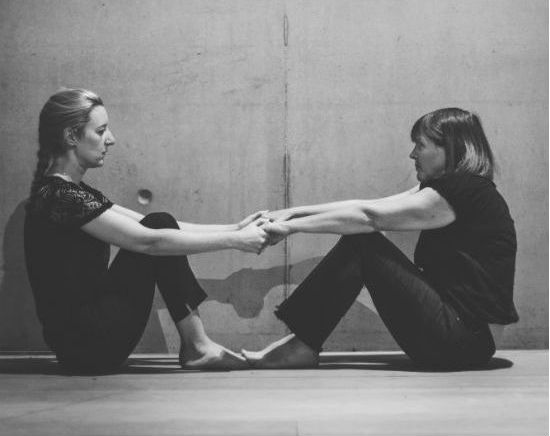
[264,209,294,222]
[262,221,291,246]
[237,210,269,230]
[236,218,269,254]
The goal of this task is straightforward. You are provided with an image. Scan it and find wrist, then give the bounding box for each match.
[281,221,294,236]
[226,231,242,250]
[289,206,305,219]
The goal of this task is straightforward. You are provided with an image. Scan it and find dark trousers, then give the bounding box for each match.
[275,233,495,369]
[56,212,207,373]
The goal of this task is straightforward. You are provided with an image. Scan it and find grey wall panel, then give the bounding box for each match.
[0,0,547,352]
[285,0,548,350]
[0,0,289,352]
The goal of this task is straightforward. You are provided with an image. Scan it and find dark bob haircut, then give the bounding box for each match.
[410,108,495,180]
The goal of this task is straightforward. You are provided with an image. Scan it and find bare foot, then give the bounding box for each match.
[241,334,319,369]
[179,341,249,371]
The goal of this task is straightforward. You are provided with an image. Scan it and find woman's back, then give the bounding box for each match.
[415,172,518,325]
[24,176,113,346]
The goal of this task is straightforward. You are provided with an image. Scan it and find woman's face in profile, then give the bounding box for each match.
[409,135,446,182]
[74,106,116,169]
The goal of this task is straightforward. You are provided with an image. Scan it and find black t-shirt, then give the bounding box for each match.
[415,173,519,325]
[24,176,113,347]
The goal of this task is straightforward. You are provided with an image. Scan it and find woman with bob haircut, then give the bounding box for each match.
[25,88,270,373]
[243,107,519,370]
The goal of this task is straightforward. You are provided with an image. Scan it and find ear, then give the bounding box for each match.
[63,128,78,147]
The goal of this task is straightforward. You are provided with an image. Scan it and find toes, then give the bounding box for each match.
[180,348,250,371]
[240,349,262,363]
[240,349,254,365]
[228,354,250,370]
[241,349,269,369]
[224,348,247,362]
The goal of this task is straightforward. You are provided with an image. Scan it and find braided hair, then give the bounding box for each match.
[29,88,104,199]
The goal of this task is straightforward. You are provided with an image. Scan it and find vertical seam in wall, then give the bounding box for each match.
[283,8,290,304]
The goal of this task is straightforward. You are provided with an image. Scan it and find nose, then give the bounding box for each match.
[409,148,416,160]
[106,130,116,147]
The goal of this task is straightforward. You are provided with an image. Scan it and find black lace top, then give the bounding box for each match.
[24,176,113,348]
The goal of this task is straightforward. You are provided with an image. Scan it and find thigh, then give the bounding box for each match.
[57,213,181,373]
[346,233,490,366]
[57,251,157,373]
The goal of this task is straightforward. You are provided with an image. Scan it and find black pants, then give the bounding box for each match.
[56,212,207,373]
[275,233,495,369]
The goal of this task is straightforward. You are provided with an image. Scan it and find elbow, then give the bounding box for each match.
[359,208,385,232]
[138,232,163,256]
[346,207,380,233]
[352,203,383,232]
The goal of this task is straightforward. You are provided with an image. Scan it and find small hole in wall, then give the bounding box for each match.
[137,189,153,205]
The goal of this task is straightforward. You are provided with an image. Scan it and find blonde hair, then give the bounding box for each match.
[29,88,103,197]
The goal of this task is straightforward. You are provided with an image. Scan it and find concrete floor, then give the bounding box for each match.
[0,350,547,436]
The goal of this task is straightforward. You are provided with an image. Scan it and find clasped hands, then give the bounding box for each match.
[236,210,293,254]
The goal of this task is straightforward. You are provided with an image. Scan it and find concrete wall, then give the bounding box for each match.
[0,0,547,352]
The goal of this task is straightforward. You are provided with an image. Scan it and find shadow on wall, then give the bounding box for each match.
[0,201,47,351]
[199,257,324,318]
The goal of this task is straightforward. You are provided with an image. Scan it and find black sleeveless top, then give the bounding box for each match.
[415,173,519,325]
[24,176,113,347]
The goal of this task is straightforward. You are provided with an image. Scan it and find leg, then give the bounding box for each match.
[56,212,246,373]
[346,233,495,368]
[243,235,364,368]
[245,233,494,369]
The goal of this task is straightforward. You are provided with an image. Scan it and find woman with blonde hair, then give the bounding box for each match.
[25,88,268,373]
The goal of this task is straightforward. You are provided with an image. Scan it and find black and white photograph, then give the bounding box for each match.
[0,1,547,435]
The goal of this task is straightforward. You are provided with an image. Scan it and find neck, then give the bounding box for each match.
[47,156,86,184]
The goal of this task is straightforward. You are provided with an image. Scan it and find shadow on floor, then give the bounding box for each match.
[0,352,513,375]
[318,353,514,372]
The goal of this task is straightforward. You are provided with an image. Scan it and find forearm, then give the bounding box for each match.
[283,207,377,235]
[146,228,240,255]
[276,186,419,219]
[113,204,238,232]
[177,221,238,232]
[287,200,360,218]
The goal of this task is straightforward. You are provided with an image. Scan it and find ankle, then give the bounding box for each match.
[287,335,317,354]
[176,309,213,351]
[180,337,214,354]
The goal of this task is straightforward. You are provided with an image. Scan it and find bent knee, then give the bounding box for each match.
[140,212,178,229]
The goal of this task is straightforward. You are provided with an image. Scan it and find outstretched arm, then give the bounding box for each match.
[112,204,266,233]
[83,208,268,256]
[266,185,420,221]
[263,186,454,238]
